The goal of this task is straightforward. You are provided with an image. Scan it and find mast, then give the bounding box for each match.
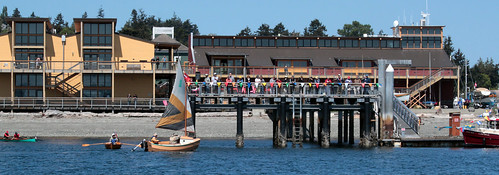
[183,66,188,136]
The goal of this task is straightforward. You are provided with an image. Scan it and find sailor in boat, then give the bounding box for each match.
[13,132,20,140]
[170,133,180,144]
[3,131,9,139]
[109,133,120,145]
[151,133,160,144]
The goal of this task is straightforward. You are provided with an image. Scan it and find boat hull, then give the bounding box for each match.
[147,136,200,152]
[105,142,122,149]
[463,129,499,147]
[0,138,37,142]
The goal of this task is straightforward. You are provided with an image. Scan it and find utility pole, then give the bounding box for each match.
[465,58,467,99]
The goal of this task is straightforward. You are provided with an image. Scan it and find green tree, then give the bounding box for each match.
[304,19,327,36]
[30,12,37,18]
[256,23,272,36]
[52,13,67,34]
[12,8,21,17]
[452,49,465,68]
[273,22,289,36]
[82,11,88,18]
[120,9,199,45]
[443,36,454,57]
[378,29,384,36]
[0,6,9,33]
[237,26,252,36]
[337,21,373,37]
[59,22,75,35]
[289,30,300,37]
[97,8,104,18]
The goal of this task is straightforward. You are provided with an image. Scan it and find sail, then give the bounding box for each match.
[156,61,193,130]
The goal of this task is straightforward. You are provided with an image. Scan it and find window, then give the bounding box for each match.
[83,74,111,87]
[14,73,43,97]
[83,23,113,46]
[277,60,308,67]
[14,22,44,46]
[277,39,296,47]
[234,38,253,47]
[319,39,337,47]
[83,49,112,70]
[256,39,274,47]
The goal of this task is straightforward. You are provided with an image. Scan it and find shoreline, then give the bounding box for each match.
[0,108,488,139]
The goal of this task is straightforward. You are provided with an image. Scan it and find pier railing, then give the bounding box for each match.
[393,96,419,133]
[186,81,380,96]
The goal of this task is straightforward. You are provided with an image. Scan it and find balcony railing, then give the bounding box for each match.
[0,61,458,79]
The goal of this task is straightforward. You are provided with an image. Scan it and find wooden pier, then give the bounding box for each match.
[191,94,378,148]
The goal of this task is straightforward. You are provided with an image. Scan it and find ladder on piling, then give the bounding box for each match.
[292,96,303,147]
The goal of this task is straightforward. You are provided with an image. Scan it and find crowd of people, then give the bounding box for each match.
[194,73,373,95]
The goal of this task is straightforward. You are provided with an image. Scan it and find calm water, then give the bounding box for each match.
[0,138,498,174]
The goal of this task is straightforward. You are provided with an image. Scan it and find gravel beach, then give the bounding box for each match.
[0,108,488,139]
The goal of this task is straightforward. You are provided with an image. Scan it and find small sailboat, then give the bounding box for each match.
[143,61,200,152]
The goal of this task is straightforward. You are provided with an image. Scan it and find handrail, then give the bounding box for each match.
[393,96,419,134]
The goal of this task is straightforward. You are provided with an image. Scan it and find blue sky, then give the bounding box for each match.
[1,0,498,65]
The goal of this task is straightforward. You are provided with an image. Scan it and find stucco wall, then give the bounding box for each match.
[114,74,153,98]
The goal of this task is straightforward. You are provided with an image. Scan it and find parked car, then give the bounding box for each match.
[423,101,437,108]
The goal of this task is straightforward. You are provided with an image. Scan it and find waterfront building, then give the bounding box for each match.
[0,17,458,107]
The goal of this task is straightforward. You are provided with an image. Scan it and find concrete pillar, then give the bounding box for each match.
[338,111,343,145]
[349,110,354,145]
[321,99,330,148]
[278,97,287,148]
[236,97,244,148]
[383,64,395,139]
[308,110,314,142]
[344,111,349,143]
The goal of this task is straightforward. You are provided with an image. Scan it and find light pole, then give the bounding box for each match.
[62,34,66,96]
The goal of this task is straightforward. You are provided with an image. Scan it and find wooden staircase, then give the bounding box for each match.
[405,69,445,108]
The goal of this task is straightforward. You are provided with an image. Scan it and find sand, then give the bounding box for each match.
[0,108,489,139]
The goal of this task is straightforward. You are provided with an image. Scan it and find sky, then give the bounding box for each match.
[1,0,498,66]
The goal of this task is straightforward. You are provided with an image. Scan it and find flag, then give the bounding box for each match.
[460,127,464,133]
[474,82,477,88]
[183,72,191,83]
[485,116,490,121]
[477,121,482,125]
[163,100,168,106]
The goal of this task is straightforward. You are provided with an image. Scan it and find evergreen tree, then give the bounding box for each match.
[378,29,384,36]
[53,13,66,34]
[256,23,272,36]
[30,12,37,18]
[337,21,373,37]
[237,26,252,36]
[0,6,9,33]
[470,58,499,89]
[304,19,327,36]
[443,36,454,57]
[12,8,21,17]
[59,22,75,35]
[82,11,88,18]
[119,9,199,45]
[289,30,300,37]
[273,22,289,36]
[97,8,104,18]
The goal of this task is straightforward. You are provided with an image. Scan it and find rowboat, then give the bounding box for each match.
[146,136,200,152]
[105,142,122,149]
[463,115,499,147]
[0,137,37,142]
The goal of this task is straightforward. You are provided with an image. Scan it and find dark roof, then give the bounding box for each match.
[151,34,181,49]
[5,17,52,28]
[193,47,454,68]
[178,44,188,51]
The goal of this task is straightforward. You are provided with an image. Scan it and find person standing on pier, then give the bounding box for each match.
[237,76,244,94]
[226,73,233,94]
[325,77,332,95]
[344,76,352,94]
[254,76,261,94]
[260,75,266,94]
[269,77,276,94]
[314,76,321,94]
[362,74,371,95]
[212,73,219,95]
[334,74,343,94]
[290,75,296,94]
[204,74,211,94]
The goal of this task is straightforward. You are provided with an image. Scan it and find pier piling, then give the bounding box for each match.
[236,97,244,148]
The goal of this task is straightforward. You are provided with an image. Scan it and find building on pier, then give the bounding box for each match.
[0,17,458,108]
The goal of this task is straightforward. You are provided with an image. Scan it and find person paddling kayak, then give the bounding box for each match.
[3,131,9,139]
[13,132,20,139]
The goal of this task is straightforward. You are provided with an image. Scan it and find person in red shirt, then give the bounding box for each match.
[13,132,20,139]
[3,131,9,139]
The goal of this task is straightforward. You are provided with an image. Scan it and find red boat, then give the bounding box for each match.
[463,118,499,147]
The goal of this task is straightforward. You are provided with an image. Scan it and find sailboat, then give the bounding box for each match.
[144,61,200,152]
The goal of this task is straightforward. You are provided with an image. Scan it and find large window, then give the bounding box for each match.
[83,49,112,70]
[319,39,338,47]
[297,39,317,47]
[83,23,112,46]
[340,39,358,48]
[402,37,421,48]
[277,39,296,47]
[422,37,441,48]
[234,38,253,47]
[14,48,43,69]
[341,61,373,67]
[15,22,44,46]
[15,73,43,97]
[360,40,379,48]
[256,39,275,47]
[194,38,213,47]
[212,57,244,75]
[213,38,233,47]
[83,74,112,97]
